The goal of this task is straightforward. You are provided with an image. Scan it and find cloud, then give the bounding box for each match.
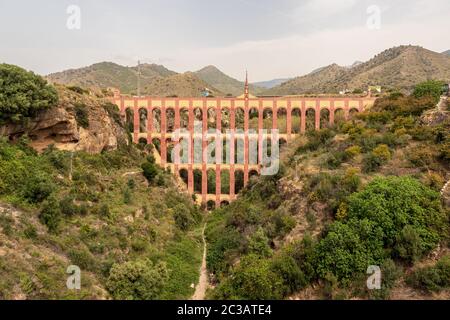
[291,0,358,23]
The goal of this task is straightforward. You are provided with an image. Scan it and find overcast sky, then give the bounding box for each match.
[0,0,449,81]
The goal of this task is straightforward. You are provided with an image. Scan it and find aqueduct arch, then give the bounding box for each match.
[113,87,375,207]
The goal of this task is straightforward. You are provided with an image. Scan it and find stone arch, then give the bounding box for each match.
[291,108,301,134]
[234,137,245,164]
[349,108,359,118]
[305,108,316,131]
[180,108,189,129]
[166,138,174,163]
[220,201,230,207]
[263,108,273,130]
[206,200,216,211]
[221,170,230,195]
[235,107,245,130]
[139,108,147,133]
[152,138,161,153]
[221,108,230,133]
[334,108,345,123]
[125,108,134,132]
[206,169,216,194]
[320,108,330,129]
[166,108,175,133]
[207,108,216,130]
[279,137,287,148]
[249,169,259,180]
[234,170,244,194]
[152,109,161,133]
[193,169,202,194]
[277,107,287,134]
[179,169,188,186]
[249,107,259,131]
[138,137,148,146]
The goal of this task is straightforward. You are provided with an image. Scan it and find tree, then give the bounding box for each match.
[106,259,168,300]
[413,80,445,102]
[141,161,158,183]
[0,64,58,123]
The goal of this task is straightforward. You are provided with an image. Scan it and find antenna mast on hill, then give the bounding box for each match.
[137,60,141,97]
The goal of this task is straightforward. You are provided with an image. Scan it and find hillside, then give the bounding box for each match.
[206,89,450,300]
[194,65,264,96]
[253,78,291,89]
[267,46,450,95]
[47,62,176,95]
[443,50,450,56]
[143,72,224,97]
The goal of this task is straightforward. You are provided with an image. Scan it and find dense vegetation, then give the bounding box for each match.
[0,137,203,299]
[206,83,450,300]
[0,64,58,123]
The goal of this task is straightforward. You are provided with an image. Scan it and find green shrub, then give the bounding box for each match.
[0,64,58,123]
[142,161,158,184]
[22,173,55,203]
[39,197,61,232]
[173,204,194,231]
[247,227,272,257]
[74,103,89,129]
[407,255,450,292]
[67,86,89,95]
[413,80,445,102]
[106,259,168,300]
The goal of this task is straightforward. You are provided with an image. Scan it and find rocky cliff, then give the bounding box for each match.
[0,86,128,154]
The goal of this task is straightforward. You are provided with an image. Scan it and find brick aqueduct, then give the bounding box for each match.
[113,83,375,208]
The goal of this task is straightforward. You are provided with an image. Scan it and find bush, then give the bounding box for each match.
[0,64,58,123]
[39,196,61,232]
[344,145,362,158]
[142,161,158,184]
[247,227,272,257]
[67,86,89,95]
[74,103,89,129]
[407,255,450,292]
[22,173,55,203]
[106,259,168,300]
[413,80,445,102]
[173,204,194,231]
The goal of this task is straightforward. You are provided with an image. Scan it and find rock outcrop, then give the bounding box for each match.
[0,86,128,154]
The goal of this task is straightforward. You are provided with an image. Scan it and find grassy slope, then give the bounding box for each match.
[0,141,203,299]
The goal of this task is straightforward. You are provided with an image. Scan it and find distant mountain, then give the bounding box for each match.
[194,65,264,96]
[143,72,224,97]
[47,62,177,94]
[266,46,450,95]
[253,78,291,89]
[443,50,450,56]
[347,61,364,68]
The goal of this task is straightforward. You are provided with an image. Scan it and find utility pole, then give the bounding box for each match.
[137,60,141,97]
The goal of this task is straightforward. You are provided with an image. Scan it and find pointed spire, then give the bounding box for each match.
[244,70,249,100]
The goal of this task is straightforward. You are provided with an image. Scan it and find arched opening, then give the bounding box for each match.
[139,108,147,133]
[320,108,330,129]
[235,108,245,130]
[221,170,230,195]
[152,138,161,154]
[334,108,345,124]
[138,137,148,147]
[291,108,301,134]
[279,138,287,149]
[152,109,161,133]
[249,170,259,181]
[193,137,202,164]
[193,169,202,194]
[206,137,216,164]
[306,108,315,131]
[166,108,175,133]
[206,201,216,211]
[235,138,245,164]
[234,170,244,194]
[249,137,258,165]
[207,169,216,194]
[125,108,134,132]
[277,108,287,134]
[166,139,174,163]
[180,108,189,129]
[194,107,202,123]
[263,108,273,130]
[349,108,359,118]
[263,138,272,158]
[248,107,259,132]
[207,108,216,130]
[222,137,230,164]
[179,169,189,186]
[221,108,230,134]
[220,201,230,208]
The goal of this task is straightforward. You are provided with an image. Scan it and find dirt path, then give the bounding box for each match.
[192,223,209,300]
